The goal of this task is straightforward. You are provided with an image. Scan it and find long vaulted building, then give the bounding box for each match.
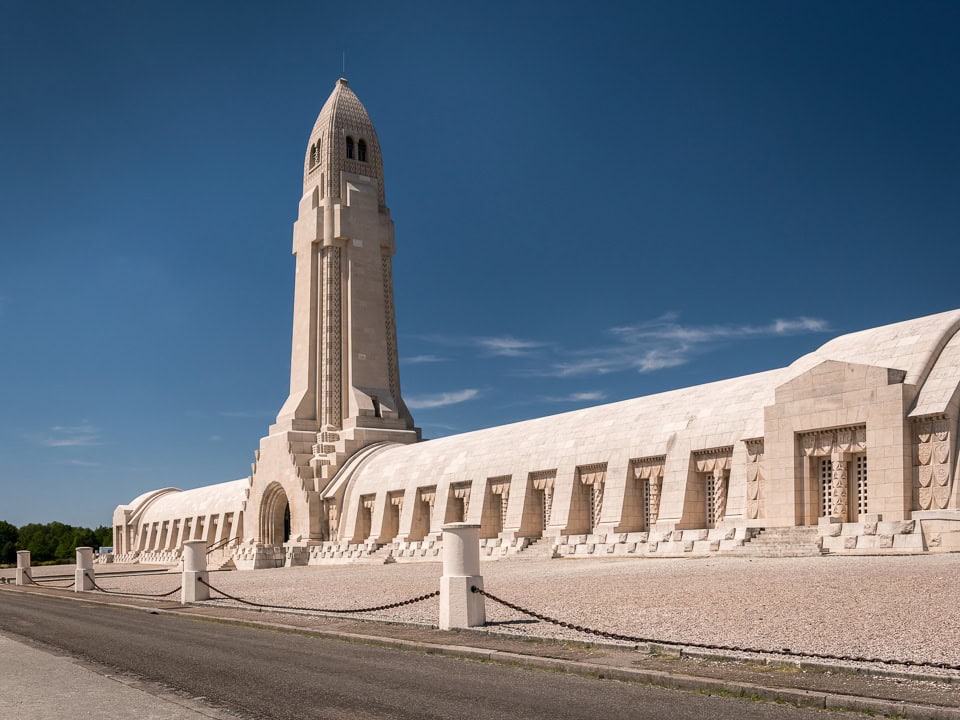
[113,80,960,567]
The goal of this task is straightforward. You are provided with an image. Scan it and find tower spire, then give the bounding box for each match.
[275,79,418,478]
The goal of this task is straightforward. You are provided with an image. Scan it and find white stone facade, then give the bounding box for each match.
[113,479,247,565]
[114,80,960,566]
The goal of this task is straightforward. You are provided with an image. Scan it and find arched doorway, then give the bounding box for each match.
[260,482,292,547]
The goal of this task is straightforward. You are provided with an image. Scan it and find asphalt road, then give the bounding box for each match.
[0,591,844,720]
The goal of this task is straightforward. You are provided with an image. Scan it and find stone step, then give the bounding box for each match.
[514,538,558,561]
[724,526,825,558]
[212,557,236,571]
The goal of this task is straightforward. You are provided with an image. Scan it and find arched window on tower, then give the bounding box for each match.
[310,143,319,167]
[357,139,367,162]
[345,136,354,159]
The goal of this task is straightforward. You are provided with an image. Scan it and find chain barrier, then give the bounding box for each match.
[471,586,960,673]
[198,577,439,614]
[25,575,76,590]
[87,572,182,599]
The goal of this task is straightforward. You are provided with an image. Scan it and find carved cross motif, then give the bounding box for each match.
[830,449,848,520]
[713,471,728,522]
[648,478,662,525]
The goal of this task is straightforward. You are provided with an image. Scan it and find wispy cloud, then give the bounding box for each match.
[406,389,480,409]
[401,354,447,364]
[43,425,103,447]
[412,315,828,381]
[541,391,607,403]
[771,318,828,334]
[60,459,101,468]
[420,422,460,432]
[608,316,828,344]
[412,334,548,358]
[477,336,546,357]
[535,314,830,378]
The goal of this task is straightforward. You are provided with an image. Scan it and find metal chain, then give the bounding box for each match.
[25,575,76,590]
[87,573,183,599]
[199,577,439,614]
[471,586,960,673]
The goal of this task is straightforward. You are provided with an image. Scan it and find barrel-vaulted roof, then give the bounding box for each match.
[122,479,248,527]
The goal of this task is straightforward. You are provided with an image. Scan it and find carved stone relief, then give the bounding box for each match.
[744,439,764,520]
[418,486,436,535]
[326,499,339,538]
[578,463,608,531]
[693,447,733,522]
[914,416,952,510]
[831,449,849,520]
[321,245,342,430]
[798,426,868,521]
[632,456,665,525]
[530,470,556,529]
[381,252,401,404]
[490,477,511,530]
[452,482,472,519]
[799,426,867,458]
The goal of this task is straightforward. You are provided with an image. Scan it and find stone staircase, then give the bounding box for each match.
[288,430,322,482]
[727,526,825,558]
[210,555,236,571]
[513,537,559,561]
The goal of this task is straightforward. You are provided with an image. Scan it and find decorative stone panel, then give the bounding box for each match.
[389,490,404,511]
[382,252,401,405]
[631,455,665,525]
[799,426,867,520]
[530,470,557,527]
[577,463,608,531]
[489,476,511,530]
[451,482,472,518]
[800,426,867,458]
[743,438,764,520]
[326,499,338,538]
[413,486,436,538]
[321,245,342,430]
[693,446,733,523]
[913,416,952,510]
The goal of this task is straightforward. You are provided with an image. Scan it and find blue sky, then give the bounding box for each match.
[1,2,958,527]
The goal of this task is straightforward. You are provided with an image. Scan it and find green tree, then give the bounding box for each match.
[17,522,107,563]
[93,525,113,549]
[0,520,18,564]
[50,522,78,561]
[18,523,58,562]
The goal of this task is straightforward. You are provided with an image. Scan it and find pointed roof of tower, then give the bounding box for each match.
[303,78,386,206]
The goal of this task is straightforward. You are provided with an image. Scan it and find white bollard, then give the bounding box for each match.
[181,540,209,603]
[439,523,485,630]
[15,550,31,586]
[75,547,94,591]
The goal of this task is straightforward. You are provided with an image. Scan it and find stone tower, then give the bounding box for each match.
[243,79,419,564]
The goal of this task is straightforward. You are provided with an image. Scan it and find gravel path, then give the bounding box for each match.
[6,554,959,667]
